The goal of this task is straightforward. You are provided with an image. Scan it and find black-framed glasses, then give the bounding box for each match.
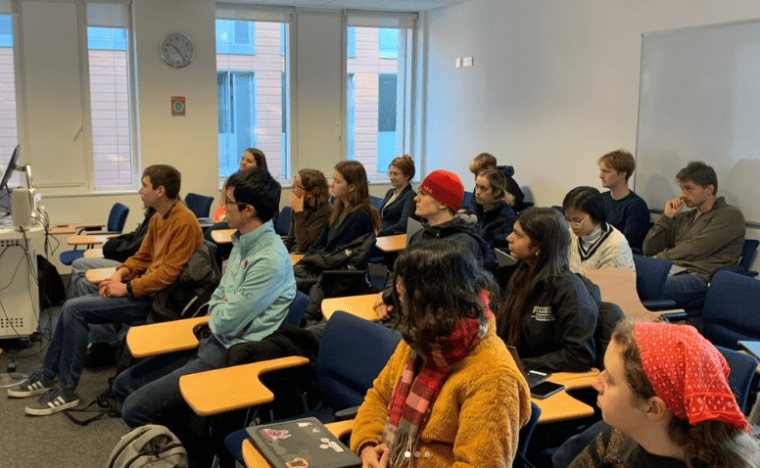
[224,197,248,211]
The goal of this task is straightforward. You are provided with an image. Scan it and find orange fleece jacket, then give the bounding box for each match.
[351,316,532,468]
[119,202,203,297]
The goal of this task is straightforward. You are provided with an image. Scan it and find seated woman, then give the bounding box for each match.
[569,320,759,468]
[206,149,281,263]
[208,147,264,226]
[468,167,517,250]
[306,160,379,255]
[563,186,635,276]
[497,207,599,373]
[378,155,417,237]
[352,241,532,468]
[283,169,331,253]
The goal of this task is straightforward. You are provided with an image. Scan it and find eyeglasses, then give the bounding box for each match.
[565,214,590,230]
[387,171,404,178]
[224,197,248,211]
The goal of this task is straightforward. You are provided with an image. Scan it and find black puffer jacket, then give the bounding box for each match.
[382,216,496,305]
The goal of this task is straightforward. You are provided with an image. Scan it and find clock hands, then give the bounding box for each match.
[169,43,185,61]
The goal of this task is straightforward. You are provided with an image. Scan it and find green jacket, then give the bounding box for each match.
[642,197,745,279]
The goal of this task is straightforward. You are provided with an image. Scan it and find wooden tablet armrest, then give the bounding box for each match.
[549,368,600,390]
[85,267,117,285]
[179,356,311,416]
[211,228,236,244]
[126,316,210,358]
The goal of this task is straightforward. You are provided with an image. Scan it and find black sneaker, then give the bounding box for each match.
[25,385,79,416]
[7,372,55,398]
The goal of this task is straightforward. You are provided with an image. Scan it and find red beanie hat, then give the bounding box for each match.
[635,322,750,433]
[419,170,464,212]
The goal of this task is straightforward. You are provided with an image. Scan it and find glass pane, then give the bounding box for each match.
[0,13,18,203]
[88,26,133,187]
[346,26,411,179]
[217,18,288,180]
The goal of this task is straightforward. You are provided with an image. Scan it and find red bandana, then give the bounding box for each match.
[382,291,493,467]
[635,322,750,433]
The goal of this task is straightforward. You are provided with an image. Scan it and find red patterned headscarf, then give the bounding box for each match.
[634,322,750,433]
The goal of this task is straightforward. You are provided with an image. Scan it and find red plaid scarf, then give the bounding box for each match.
[382,291,493,467]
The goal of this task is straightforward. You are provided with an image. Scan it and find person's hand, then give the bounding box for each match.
[361,443,389,468]
[664,197,685,218]
[290,190,305,213]
[373,292,393,320]
[99,278,128,298]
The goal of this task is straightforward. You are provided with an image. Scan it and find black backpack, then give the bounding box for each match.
[37,255,65,308]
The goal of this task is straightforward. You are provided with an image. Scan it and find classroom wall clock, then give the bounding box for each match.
[159,32,194,68]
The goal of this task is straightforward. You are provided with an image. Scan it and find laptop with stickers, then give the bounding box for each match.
[247,417,361,468]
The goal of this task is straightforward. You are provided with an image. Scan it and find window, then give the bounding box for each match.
[87,2,137,189]
[215,7,292,182]
[0,11,18,192]
[345,12,417,181]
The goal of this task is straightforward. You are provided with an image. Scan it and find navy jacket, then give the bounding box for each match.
[378,184,417,237]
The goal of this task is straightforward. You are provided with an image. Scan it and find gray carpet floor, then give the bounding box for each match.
[0,305,130,468]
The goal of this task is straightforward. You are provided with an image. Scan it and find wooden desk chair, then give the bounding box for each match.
[583,268,682,322]
[241,420,354,468]
[375,234,406,253]
[289,253,303,266]
[188,312,400,466]
[321,294,381,322]
[58,202,130,265]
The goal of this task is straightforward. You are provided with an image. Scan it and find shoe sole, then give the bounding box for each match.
[25,397,79,416]
[7,384,54,398]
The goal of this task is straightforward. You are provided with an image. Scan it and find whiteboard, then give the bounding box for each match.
[635,19,760,226]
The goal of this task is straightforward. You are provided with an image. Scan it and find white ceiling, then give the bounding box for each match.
[229,0,470,12]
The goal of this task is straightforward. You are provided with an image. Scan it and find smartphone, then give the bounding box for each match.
[530,381,566,399]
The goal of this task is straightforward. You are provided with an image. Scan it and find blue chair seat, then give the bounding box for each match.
[60,250,85,266]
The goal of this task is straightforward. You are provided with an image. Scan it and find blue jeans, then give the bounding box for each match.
[114,335,226,428]
[69,258,130,345]
[39,293,151,388]
[662,273,709,308]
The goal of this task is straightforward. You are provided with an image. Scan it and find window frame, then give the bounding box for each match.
[84,1,140,192]
[343,11,419,183]
[214,6,294,185]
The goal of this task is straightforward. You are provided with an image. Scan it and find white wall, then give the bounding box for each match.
[425,0,760,205]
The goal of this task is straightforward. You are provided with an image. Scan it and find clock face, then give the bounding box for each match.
[160,32,194,68]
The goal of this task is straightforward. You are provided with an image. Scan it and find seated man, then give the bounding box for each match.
[597,149,650,252]
[111,168,296,453]
[8,165,203,416]
[69,207,155,366]
[642,161,745,308]
[374,170,493,321]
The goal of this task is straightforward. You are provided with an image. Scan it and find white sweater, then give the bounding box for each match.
[568,223,636,276]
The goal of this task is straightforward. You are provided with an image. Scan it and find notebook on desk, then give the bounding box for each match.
[506,345,551,388]
[247,417,361,468]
